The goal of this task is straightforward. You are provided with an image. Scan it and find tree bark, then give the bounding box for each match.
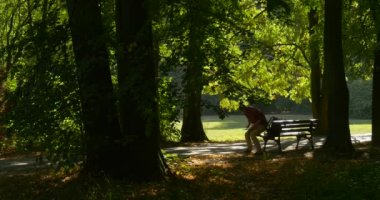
[369,1,380,147]
[322,0,353,153]
[181,0,209,142]
[373,41,380,147]
[66,0,121,173]
[115,0,166,181]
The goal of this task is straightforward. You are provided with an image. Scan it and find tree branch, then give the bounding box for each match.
[272,43,310,66]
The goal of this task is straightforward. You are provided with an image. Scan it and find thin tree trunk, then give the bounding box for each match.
[66,0,121,173]
[308,8,329,136]
[309,8,321,120]
[322,0,353,153]
[115,0,166,181]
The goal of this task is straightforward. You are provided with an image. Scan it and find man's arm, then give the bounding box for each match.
[246,121,250,129]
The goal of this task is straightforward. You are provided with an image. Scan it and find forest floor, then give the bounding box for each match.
[0,134,379,200]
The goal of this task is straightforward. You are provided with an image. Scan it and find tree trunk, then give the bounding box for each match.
[369,1,380,147]
[308,8,329,136]
[322,0,353,153]
[309,9,321,120]
[115,0,166,181]
[181,0,208,142]
[373,41,380,147]
[66,0,122,173]
[0,68,8,124]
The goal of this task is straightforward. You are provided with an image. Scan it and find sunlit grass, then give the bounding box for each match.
[200,115,371,142]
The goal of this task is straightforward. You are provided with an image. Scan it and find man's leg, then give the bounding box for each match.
[250,124,266,154]
[245,125,254,152]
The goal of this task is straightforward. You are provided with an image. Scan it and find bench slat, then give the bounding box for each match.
[280,128,314,133]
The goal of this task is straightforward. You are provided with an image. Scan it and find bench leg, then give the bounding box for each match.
[263,139,268,152]
[295,135,315,150]
[308,136,314,150]
[296,136,301,150]
[276,137,282,152]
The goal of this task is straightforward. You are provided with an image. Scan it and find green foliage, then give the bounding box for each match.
[213,0,312,110]
[1,0,83,167]
[266,0,291,20]
[156,0,323,117]
[159,76,181,142]
[343,0,376,79]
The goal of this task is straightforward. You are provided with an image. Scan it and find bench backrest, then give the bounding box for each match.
[267,119,318,137]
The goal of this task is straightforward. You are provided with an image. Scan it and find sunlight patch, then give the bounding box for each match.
[304,152,314,159]
[11,162,29,166]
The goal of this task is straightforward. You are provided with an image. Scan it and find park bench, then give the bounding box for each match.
[261,118,318,152]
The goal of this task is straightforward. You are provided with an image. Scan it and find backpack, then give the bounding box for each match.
[266,116,281,139]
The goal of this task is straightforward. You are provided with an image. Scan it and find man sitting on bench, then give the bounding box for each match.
[240,103,267,155]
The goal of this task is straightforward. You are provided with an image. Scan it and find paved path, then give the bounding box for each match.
[0,154,49,175]
[163,134,372,156]
[0,134,372,174]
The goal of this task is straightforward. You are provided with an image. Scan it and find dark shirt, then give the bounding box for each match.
[242,106,267,126]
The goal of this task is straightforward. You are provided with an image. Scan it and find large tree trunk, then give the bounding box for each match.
[181,0,208,142]
[373,38,380,147]
[369,2,380,147]
[66,0,121,173]
[322,0,353,153]
[115,0,166,181]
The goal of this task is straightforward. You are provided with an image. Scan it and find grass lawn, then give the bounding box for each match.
[201,114,371,142]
